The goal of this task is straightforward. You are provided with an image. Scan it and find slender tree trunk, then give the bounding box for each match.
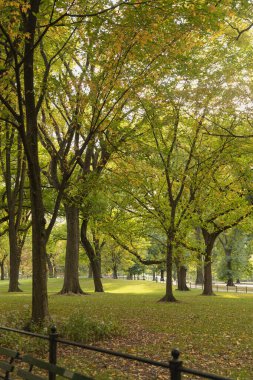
[0,255,7,280]
[0,263,4,280]
[93,237,102,278]
[225,248,234,286]
[81,219,104,292]
[160,269,165,281]
[195,255,204,285]
[60,205,84,294]
[159,236,177,302]
[5,130,23,292]
[112,264,118,279]
[8,216,22,292]
[22,1,49,322]
[46,254,54,278]
[90,259,104,291]
[195,228,204,285]
[177,265,189,291]
[88,263,93,278]
[152,269,156,281]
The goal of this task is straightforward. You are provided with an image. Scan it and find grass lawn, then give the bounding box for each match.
[0,278,252,379]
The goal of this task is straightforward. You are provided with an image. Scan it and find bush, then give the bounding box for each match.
[60,313,121,343]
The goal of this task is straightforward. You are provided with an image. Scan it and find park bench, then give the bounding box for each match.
[0,347,93,380]
[0,347,19,380]
[17,355,93,380]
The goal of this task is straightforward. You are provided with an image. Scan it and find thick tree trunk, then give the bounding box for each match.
[159,237,176,302]
[202,229,217,296]
[177,265,189,291]
[81,219,104,292]
[59,205,84,294]
[203,254,214,295]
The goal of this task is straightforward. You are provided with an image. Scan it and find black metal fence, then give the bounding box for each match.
[0,326,233,380]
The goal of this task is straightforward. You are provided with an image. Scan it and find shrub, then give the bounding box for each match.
[60,313,121,343]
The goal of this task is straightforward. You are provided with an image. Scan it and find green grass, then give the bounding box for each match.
[0,278,252,379]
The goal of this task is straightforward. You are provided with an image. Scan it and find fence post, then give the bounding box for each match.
[169,349,182,380]
[49,326,59,380]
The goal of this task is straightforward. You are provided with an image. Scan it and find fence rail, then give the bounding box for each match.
[0,325,234,380]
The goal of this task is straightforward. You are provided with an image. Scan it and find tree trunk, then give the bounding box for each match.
[5,130,23,293]
[81,219,104,292]
[88,263,93,278]
[23,2,49,322]
[177,265,189,291]
[112,264,118,279]
[195,255,204,285]
[46,254,55,278]
[93,236,102,278]
[0,263,4,280]
[202,229,217,296]
[59,205,84,294]
[160,269,165,282]
[225,248,234,286]
[8,218,22,292]
[195,228,204,285]
[0,256,7,280]
[152,270,156,281]
[159,237,177,302]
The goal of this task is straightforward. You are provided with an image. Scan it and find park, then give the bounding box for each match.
[1,0,253,379]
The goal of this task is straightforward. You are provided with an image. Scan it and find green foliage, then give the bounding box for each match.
[214,229,253,281]
[60,313,121,344]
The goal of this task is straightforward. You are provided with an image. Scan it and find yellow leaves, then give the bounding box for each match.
[208,5,216,13]
[20,2,31,13]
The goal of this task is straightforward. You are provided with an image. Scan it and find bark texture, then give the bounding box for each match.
[81,219,104,292]
[202,229,218,296]
[23,1,49,321]
[225,248,234,286]
[177,265,189,291]
[59,205,84,294]
[112,265,118,279]
[159,237,177,302]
